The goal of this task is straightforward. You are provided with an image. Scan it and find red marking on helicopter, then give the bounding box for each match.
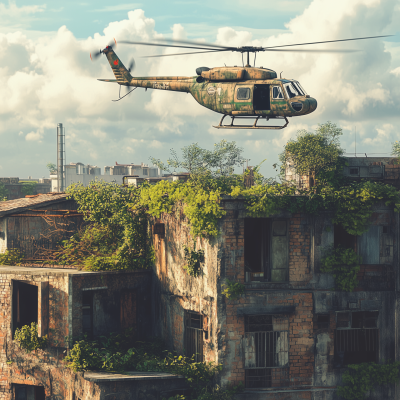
[114,60,119,66]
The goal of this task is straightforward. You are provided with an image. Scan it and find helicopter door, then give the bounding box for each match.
[253,84,270,111]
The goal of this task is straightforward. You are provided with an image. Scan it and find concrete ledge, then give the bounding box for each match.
[237,305,296,315]
[84,371,185,382]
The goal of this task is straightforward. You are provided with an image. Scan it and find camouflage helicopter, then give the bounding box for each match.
[91,35,389,129]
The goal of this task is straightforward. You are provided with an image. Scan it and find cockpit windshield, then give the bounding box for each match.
[283,82,299,98]
[293,81,307,96]
[283,81,307,98]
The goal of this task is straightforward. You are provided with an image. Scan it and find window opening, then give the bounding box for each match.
[244,315,289,388]
[14,385,45,400]
[244,219,288,282]
[254,84,270,111]
[283,82,299,98]
[334,224,356,250]
[349,167,359,175]
[237,87,250,100]
[272,86,284,99]
[335,311,379,365]
[315,314,330,330]
[12,281,38,335]
[82,291,93,338]
[184,311,203,362]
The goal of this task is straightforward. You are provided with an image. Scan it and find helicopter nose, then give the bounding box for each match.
[307,97,317,113]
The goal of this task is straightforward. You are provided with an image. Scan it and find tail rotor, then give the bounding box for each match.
[90,38,117,61]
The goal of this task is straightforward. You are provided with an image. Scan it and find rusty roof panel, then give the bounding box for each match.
[0,193,69,217]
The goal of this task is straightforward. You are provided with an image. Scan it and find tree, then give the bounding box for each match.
[150,140,245,178]
[46,162,57,174]
[279,121,344,186]
[0,182,8,201]
[392,141,400,161]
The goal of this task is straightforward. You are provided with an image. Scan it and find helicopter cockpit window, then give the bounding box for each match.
[237,87,251,100]
[292,81,306,96]
[272,86,284,99]
[283,83,299,98]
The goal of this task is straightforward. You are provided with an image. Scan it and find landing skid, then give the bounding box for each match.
[213,115,289,130]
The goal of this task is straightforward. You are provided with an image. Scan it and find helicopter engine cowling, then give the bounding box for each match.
[201,67,245,81]
[196,67,210,75]
[200,67,277,81]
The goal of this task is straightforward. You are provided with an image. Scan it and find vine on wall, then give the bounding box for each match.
[337,361,400,400]
[320,246,362,292]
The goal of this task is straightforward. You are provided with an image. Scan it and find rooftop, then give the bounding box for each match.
[0,193,68,217]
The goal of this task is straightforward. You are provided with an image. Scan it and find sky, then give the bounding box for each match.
[0,0,399,179]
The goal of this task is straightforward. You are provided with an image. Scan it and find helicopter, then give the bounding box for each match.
[91,35,390,129]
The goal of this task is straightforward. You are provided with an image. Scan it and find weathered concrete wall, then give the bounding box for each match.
[153,197,399,400]
[0,218,6,254]
[0,267,152,399]
[151,210,220,363]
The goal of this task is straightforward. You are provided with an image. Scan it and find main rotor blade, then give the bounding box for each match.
[263,34,393,50]
[141,49,231,58]
[120,40,233,52]
[264,48,358,52]
[153,38,232,50]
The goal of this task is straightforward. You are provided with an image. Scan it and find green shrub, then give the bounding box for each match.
[14,323,47,352]
[337,361,400,400]
[320,246,362,292]
[0,249,23,265]
[183,245,204,277]
[222,279,245,300]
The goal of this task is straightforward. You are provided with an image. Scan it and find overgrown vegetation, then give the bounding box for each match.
[14,323,47,353]
[221,279,245,300]
[49,124,399,273]
[46,162,57,174]
[0,181,7,201]
[183,245,204,277]
[65,330,241,400]
[20,181,37,196]
[337,361,400,400]
[320,246,362,292]
[0,249,23,265]
[55,180,153,271]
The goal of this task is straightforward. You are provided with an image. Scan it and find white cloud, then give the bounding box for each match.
[0,2,399,179]
[25,130,43,141]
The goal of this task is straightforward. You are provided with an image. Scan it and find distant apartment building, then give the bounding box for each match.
[51,162,161,192]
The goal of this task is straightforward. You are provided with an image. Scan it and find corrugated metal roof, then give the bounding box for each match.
[0,193,69,217]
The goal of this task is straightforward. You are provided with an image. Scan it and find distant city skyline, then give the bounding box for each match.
[0,0,399,179]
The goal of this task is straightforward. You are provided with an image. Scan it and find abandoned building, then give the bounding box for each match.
[0,178,52,201]
[0,157,399,399]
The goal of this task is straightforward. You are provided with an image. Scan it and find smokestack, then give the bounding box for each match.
[57,123,66,192]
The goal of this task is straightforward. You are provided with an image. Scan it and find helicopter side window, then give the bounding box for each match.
[284,83,299,99]
[237,87,250,100]
[272,86,284,99]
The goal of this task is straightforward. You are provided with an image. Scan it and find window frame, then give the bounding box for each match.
[334,311,379,366]
[184,311,204,362]
[236,87,251,101]
[244,314,289,388]
[244,218,289,283]
[272,85,285,100]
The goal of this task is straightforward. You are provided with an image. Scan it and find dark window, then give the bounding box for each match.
[244,219,288,282]
[82,291,93,338]
[142,168,148,176]
[349,167,359,175]
[12,281,38,335]
[14,385,45,400]
[335,311,379,366]
[153,223,165,237]
[184,311,203,362]
[244,315,289,388]
[334,224,356,250]
[237,87,250,100]
[315,314,330,330]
